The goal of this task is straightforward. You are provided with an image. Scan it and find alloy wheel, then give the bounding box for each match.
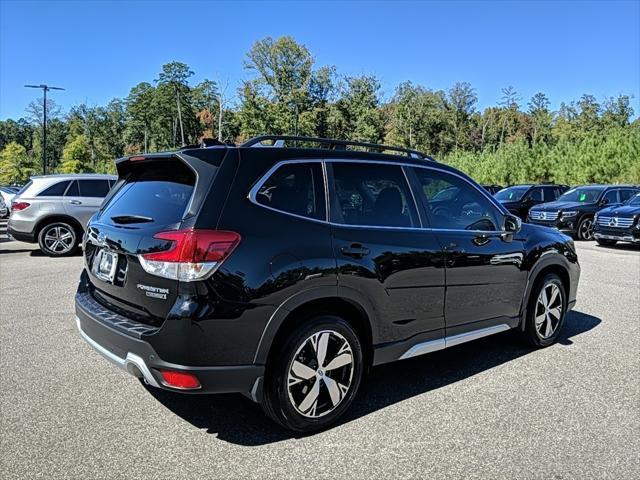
[43,225,75,254]
[535,283,563,339]
[287,330,354,418]
[579,218,594,240]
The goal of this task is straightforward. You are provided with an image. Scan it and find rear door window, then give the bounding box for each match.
[100,160,195,226]
[38,180,71,197]
[79,179,111,198]
[620,189,638,203]
[255,162,326,221]
[65,180,80,197]
[330,162,418,228]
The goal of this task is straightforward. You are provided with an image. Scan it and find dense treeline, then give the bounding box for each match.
[1,36,638,185]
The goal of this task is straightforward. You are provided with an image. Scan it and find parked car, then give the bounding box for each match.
[593,192,640,246]
[482,184,504,195]
[494,184,568,220]
[0,196,8,218]
[75,136,580,432]
[7,174,117,256]
[0,186,19,215]
[527,184,640,240]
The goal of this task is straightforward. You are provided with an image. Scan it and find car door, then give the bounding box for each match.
[409,166,527,336]
[521,186,544,217]
[327,161,446,348]
[600,188,620,208]
[64,179,111,227]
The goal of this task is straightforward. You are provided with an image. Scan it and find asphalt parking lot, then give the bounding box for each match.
[1,219,638,480]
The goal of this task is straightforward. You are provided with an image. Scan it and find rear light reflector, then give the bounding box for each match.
[138,229,241,282]
[159,370,201,390]
[11,201,30,212]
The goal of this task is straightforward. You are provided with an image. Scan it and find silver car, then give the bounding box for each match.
[8,174,117,256]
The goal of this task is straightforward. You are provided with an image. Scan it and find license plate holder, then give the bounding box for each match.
[92,249,119,283]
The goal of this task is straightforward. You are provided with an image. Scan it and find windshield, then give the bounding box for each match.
[557,187,603,203]
[494,186,529,202]
[626,193,640,207]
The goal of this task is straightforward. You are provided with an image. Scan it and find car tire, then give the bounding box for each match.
[596,238,617,247]
[576,216,594,241]
[522,273,567,348]
[261,316,364,433]
[38,222,79,257]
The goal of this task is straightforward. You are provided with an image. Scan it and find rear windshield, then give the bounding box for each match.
[100,160,195,226]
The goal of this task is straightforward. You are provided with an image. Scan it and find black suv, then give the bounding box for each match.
[528,185,640,240]
[75,136,580,432]
[494,184,568,220]
[593,192,640,246]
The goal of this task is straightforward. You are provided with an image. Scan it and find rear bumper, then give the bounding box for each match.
[75,295,264,398]
[7,225,36,243]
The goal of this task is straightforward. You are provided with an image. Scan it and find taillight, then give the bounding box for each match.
[138,229,241,282]
[159,370,201,390]
[11,201,30,212]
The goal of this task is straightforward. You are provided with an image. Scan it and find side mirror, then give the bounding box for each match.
[600,198,609,206]
[504,214,522,233]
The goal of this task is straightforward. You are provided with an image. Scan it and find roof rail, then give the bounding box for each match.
[241,135,433,161]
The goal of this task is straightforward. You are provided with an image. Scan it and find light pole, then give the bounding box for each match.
[24,84,65,175]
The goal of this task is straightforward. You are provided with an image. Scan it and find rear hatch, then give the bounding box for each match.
[84,149,233,326]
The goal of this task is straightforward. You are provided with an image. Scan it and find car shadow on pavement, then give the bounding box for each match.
[595,243,640,252]
[144,310,601,445]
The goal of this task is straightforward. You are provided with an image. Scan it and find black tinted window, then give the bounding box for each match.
[256,163,325,220]
[101,161,195,226]
[620,189,638,202]
[603,190,618,204]
[527,188,543,201]
[412,168,499,231]
[38,180,70,197]
[331,163,418,227]
[65,180,80,196]
[79,179,111,198]
[542,187,558,201]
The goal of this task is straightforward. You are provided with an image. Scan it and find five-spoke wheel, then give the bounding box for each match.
[577,216,594,240]
[524,273,566,347]
[261,316,363,432]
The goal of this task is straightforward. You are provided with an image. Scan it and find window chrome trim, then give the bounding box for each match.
[247,158,509,234]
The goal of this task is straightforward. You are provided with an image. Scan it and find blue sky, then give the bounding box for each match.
[1,0,638,120]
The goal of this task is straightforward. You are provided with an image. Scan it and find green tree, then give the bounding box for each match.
[0,141,36,184]
[156,62,195,146]
[60,134,93,173]
[331,75,384,143]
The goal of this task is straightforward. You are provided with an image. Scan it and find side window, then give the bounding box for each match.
[620,189,638,202]
[330,162,418,228]
[255,162,325,220]
[527,188,543,201]
[412,168,500,231]
[602,189,618,204]
[79,179,111,198]
[542,186,557,201]
[38,180,70,197]
[65,180,80,197]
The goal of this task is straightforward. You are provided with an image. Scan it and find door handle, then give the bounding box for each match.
[340,244,370,259]
[69,200,82,205]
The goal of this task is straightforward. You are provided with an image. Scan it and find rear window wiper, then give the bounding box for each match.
[110,214,154,224]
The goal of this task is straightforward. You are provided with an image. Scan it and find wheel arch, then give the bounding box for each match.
[35,214,84,239]
[519,256,571,331]
[254,288,375,369]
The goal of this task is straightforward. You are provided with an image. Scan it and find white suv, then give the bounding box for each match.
[8,174,116,256]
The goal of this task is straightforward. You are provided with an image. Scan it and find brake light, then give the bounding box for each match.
[11,201,30,212]
[159,370,201,389]
[138,229,241,281]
